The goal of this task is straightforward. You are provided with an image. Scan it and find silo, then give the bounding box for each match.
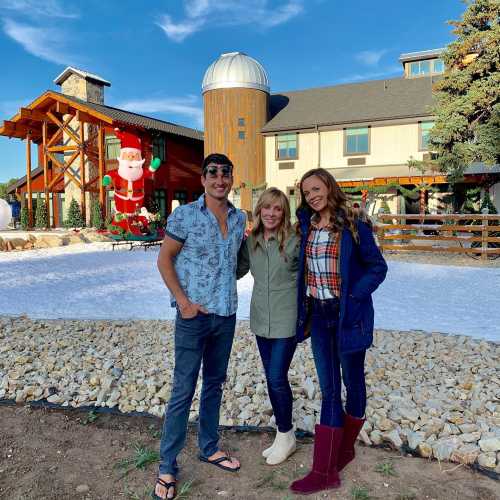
[202,52,269,210]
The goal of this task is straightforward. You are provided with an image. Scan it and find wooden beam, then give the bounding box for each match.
[20,108,46,122]
[48,145,79,152]
[79,120,86,225]
[46,114,72,148]
[47,149,80,190]
[55,101,70,115]
[42,121,50,229]
[98,124,106,221]
[46,111,81,145]
[26,134,33,228]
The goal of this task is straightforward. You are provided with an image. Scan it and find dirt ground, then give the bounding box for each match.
[0,405,498,500]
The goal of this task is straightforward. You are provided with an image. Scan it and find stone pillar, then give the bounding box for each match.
[60,75,104,225]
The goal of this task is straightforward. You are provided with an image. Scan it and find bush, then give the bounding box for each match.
[20,205,29,230]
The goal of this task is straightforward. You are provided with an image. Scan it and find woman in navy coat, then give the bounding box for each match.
[290,168,387,495]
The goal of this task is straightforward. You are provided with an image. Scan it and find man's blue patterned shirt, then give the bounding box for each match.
[165,194,246,316]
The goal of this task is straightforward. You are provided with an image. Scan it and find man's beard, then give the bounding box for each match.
[117,157,145,181]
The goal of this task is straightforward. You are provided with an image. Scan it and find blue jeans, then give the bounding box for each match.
[310,297,366,427]
[159,313,236,476]
[256,336,297,433]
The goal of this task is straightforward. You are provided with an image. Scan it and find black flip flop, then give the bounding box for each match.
[199,454,240,472]
[151,477,176,499]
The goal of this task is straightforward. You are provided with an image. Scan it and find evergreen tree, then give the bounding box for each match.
[20,204,29,230]
[35,194,49,229]
[90,197,104,229]
[480,191,498,213]
[429,0,500,181]
[65,198,84,229]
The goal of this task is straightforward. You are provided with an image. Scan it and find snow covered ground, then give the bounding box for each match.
[0,243,498,342]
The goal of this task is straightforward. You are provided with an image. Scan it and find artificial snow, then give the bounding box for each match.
[0,243,498,342]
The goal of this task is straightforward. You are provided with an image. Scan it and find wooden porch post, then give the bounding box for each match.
[79,119,86,225]
[98,124,106,221]
[42,121,50,229]
[26,134,33,228]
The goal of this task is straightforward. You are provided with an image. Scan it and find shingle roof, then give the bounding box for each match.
[263,76,439,133]
[54,92,204,141]
[54,67,111,87]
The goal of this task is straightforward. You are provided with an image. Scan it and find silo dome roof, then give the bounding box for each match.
[202,52,269,93]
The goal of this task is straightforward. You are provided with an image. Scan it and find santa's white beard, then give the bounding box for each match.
[117,157,145,181]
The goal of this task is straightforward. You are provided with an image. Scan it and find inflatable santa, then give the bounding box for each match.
[102,128,161,238]
[102,128,161,216]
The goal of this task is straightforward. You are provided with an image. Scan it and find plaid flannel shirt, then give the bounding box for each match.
[305,218,341,299]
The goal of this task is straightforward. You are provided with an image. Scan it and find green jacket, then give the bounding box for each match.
[237,232,300,338]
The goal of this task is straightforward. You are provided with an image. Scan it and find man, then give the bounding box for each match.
[154,153,246,500]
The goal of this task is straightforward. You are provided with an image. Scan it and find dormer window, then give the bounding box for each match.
[408,58,445,77]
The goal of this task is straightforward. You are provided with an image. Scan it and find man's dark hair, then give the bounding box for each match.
[201,153,234,174]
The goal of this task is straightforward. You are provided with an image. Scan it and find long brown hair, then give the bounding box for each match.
[252,188,292,256]
[297,168,358,241]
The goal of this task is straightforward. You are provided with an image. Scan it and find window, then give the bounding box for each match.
[238,131,245,140]
[408,58,445,77]
[174,190,188,205]
[276,133,298,160]
[153,135,166,161]
[345,127,369,155]
[105,135,121,160]
[433,58,445,74]
[153,189,167,217]
[238,118,245,126]
[420,121,434,150]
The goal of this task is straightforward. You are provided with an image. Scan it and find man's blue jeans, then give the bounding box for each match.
[255,335,297,433]
[159,312,236,476]
[310,297,366,427]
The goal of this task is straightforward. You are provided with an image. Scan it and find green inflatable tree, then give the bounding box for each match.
[65,198,84,229]
[35,194,49,229]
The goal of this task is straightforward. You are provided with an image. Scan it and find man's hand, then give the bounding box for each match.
[178,301,208,319]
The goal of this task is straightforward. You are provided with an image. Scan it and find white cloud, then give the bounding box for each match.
[115,95,204,128]
[355,49,388,66]
[157,0,304,42]
[0,0,78,19]
[3,18,81,65]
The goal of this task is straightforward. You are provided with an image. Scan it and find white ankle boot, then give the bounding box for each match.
[266,429,296,465]
[262,432,278,458]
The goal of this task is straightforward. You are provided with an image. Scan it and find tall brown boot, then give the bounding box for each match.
[290,424,343,495]
[337,413,365,472]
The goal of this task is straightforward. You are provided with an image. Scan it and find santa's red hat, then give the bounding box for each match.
[115,128,142,151]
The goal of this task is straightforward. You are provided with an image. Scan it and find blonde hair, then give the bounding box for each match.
[252,188,292,256]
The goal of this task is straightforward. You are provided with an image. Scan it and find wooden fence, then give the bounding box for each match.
[376,214,500,260]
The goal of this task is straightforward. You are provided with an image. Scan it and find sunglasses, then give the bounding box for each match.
[203,165,233,179]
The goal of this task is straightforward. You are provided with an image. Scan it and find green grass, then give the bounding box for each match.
[116,443,160,477]
[374,460,397,477]
[351,485,370,500]
[176,479,194,499]
[147,423,162,439]
[81,410,100,425]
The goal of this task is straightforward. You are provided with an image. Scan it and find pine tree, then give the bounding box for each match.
[65,198,84,229]
[90,197,104,229]
[429,0,500,181]
[35,194,49,229]
[20,204,29,230]
[481,191,498,214]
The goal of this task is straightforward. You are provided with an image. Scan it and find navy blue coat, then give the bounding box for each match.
[296,209,388,354]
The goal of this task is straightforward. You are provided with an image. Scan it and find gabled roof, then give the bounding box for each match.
[0,90,203,142]
[54,67,111,87]
[263,76,438,133]
[58,92,204,141]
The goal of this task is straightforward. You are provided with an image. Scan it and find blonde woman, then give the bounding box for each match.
[237,188,299,465]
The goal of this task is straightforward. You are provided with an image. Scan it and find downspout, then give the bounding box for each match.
[316,124,321,168]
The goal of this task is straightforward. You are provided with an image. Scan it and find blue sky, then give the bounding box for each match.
[0,0,464,182]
